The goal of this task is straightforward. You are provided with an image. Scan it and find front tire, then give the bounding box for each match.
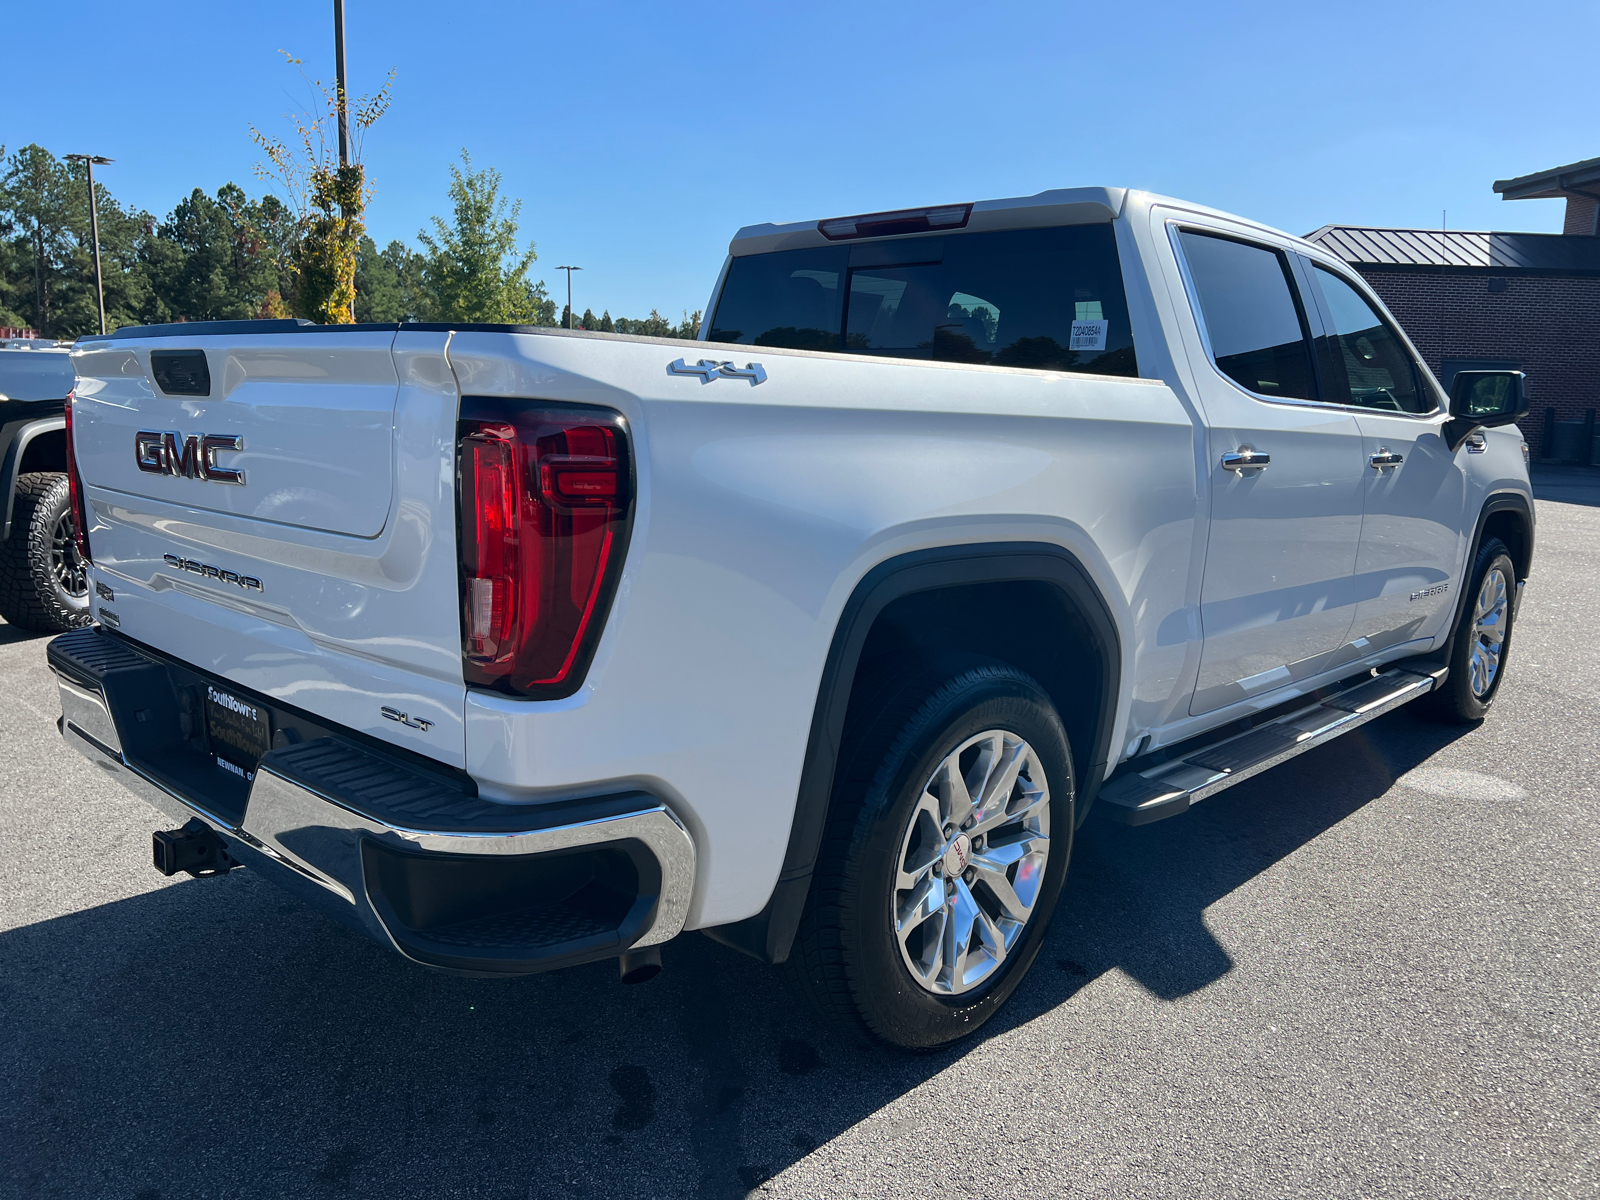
[1421,537,1516,723]
[0,472,91,633]
[789,660,1076,1050]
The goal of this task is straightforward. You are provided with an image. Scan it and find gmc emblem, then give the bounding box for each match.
[135,431,246,485]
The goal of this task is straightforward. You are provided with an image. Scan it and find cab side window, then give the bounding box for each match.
[1178,230,1317,401]
[1310,267,1430,414]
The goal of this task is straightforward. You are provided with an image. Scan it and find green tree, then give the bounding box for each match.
[0,143,155,337]
[1,145,79,337]
[242,192,300,316]
[141,184,285,323]
[354,235,401,321]
[0,221,27,328]
[416,151,555,324]
[354,236,428,322]
[612,308,702,339]
[62,169,153,333]
[527,282,559,327]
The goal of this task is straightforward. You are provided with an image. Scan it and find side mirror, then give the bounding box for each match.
[1446,370,1528,451]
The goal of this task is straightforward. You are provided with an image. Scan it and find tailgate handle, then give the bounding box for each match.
[150,350,211,397]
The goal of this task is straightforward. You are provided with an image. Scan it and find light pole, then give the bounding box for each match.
[556,265,582,329]
[332,0,356,322]
[333,0,350,168]
[65,154,113,336]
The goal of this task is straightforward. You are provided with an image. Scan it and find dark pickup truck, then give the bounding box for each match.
[0,342,89,631]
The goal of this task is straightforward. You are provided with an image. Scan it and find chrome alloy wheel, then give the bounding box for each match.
[51,511,87,599]
[892,729,1050,996]
[1468,566,1510,698]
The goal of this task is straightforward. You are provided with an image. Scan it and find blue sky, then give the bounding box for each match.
[17,0,1597,319]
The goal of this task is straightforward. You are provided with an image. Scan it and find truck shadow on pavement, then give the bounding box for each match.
[0,621,50,646]
[1,710,1470,1200]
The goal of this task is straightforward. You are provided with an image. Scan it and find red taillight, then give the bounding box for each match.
[458,402,630,697]
[63,390,91,563]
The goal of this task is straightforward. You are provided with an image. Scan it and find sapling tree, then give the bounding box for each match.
[250,52,394,323]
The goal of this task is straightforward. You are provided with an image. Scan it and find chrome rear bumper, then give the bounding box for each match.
[51,627,696,975]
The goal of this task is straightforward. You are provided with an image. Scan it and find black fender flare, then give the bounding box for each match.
[1,414,66,542]
[1428,489,1535,664]
[703,541,1123,964]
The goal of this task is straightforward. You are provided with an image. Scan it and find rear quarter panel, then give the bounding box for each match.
[446,330,1201,928]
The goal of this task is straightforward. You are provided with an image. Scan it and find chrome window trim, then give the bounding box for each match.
[1165,220,1444,421]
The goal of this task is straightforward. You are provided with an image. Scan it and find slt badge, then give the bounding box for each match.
[667,358,767,385]
[381,706,434,732]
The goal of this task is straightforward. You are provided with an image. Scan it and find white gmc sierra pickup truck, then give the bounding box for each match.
[50,187,1533,1049]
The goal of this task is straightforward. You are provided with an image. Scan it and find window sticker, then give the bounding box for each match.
[1070,319,1109,352]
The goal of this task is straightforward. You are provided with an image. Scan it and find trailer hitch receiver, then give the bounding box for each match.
[152,819,238,878]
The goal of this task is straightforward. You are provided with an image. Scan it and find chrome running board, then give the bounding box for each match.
[1097,664,1446,826]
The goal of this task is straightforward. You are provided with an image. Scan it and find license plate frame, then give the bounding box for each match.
[203,684,273,781]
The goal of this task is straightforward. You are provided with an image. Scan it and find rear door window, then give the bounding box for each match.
[709,225,1138,377]
[1177,230,1317,402]
[1308,266,1430,413]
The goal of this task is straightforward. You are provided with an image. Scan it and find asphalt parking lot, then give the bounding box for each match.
[2,470,1596,1200]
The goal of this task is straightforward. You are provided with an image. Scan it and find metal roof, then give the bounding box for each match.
[1493,155,1600,201]
[1305,225,1600,273]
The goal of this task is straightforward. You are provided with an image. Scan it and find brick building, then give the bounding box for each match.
[1307,155,1600,463]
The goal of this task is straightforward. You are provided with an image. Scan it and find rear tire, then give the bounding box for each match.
[0,472,91,633]
[1420,537,1516,724]
[788,659,1075,1050]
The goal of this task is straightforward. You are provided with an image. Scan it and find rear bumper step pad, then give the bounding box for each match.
[1098,665,1445,826]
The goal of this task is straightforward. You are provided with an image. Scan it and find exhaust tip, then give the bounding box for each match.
[618,946,662,985]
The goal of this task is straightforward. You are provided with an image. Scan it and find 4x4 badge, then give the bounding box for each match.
[667,358,766,385]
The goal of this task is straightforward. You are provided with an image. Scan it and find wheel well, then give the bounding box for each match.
[18,429,65,475]
[1481,508,1531,580]
[846,580,1106,795]
[699,544,1120,966]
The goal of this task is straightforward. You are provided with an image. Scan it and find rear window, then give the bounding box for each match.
[709,225,1138,376]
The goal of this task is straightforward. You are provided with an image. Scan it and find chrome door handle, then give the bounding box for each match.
[1221,447,1271,472]
[1368,449,1404,470]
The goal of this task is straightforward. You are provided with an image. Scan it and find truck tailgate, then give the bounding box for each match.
[70,328,468,767]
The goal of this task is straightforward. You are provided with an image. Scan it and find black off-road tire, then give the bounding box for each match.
[788,659,1076,1050]
[0,472,91,633]
[1419,537,1517,724]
